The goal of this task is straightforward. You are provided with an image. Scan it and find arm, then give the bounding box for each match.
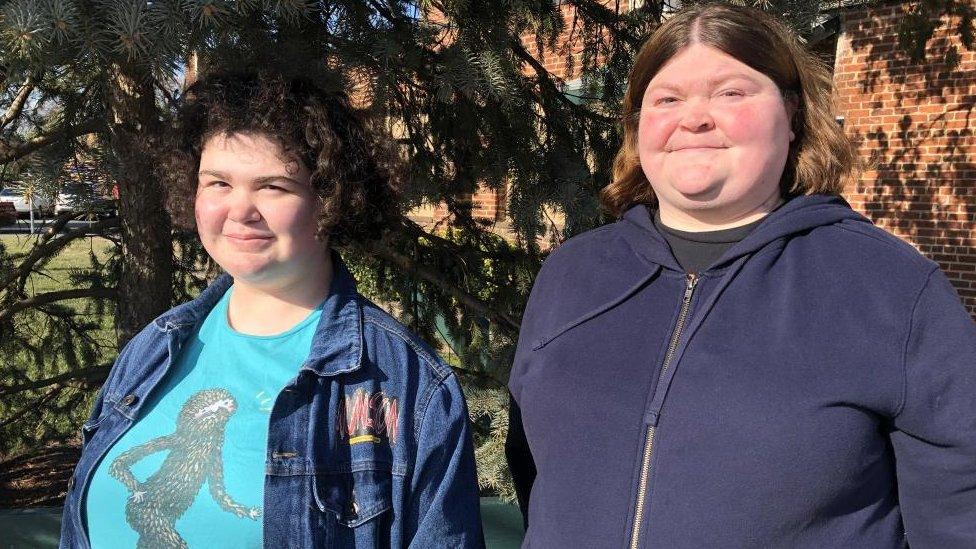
[406,376,485,549]
[108,434,175,492]
[505,393,536,529]
[207,450,261,519]
[891,268,976,546]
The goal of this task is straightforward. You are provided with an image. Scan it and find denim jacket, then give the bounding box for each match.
[60,255,485,548]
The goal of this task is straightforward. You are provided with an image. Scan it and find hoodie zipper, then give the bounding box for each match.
[629,273,698,549]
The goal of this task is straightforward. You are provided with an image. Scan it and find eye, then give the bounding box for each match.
[654,96,680,106]
[201,179,229,189]
[261,183,289,192]
[718,89,745,98]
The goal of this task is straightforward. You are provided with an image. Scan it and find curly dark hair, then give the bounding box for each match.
[162,70,400,244]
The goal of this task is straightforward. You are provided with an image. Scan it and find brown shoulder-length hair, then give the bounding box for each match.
[162,70,399,244]
[602,2,857,217]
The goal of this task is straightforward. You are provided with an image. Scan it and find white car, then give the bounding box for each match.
[0,187,53,217]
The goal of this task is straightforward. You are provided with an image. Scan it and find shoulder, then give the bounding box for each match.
[800,219,938,280]
[538,223,628,276]
[522,221,653,333]
[359,297,453,383]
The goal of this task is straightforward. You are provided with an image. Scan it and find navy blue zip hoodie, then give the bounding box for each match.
[508,194,976,548]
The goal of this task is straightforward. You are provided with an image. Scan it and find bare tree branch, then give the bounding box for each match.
[0,75,35,131]
[0,287,118,323]
[0,117,101,165]
[0,216,119,294]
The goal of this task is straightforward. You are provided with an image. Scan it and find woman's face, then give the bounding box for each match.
[195,132,326,290]
[637,43,795,228]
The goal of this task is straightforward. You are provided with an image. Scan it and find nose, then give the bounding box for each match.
[678,98,715,132]
[227,189,261,223]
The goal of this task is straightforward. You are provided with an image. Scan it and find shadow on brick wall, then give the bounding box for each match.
[840,4,976,314]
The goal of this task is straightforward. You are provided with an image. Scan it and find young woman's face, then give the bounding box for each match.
[195,132,326,289]
[637,43,795,226]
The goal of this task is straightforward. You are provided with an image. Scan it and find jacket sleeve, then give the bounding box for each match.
[505,393,536,529]
[890,268,976,546]
[406,375,485,548]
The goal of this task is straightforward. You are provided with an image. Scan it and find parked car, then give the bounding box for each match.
[0,201,16,227]
[0,187,53,217]
[55,187,118,219]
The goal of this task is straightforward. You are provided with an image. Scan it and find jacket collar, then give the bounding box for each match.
[300,254,364,377]
[153,251,363,377]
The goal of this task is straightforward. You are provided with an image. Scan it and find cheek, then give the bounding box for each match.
[270,202,320,242]
[194,196,225,235]
[637,114,677,152]
[724,103,789,144]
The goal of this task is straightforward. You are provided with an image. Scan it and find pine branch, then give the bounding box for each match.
[450,364,507,390]
[508,38,617,124]
[0,287,118,323]
[0,386,62,431]
[360,240,521,335]
[0,362,112,397]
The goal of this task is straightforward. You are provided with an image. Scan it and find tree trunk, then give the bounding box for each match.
[108,67,174,346]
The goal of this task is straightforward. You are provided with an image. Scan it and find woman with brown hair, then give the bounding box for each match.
[507,3,976,547]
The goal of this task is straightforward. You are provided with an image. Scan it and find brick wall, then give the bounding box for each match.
[835,1,976,315]
[425,1,629,229]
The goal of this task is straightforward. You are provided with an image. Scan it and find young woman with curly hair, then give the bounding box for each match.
[60,72,484,549]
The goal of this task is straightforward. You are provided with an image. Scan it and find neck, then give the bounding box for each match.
[658,190,784,232]
[227,255,334,336]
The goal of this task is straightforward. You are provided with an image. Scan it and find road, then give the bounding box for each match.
[0,218,111,236]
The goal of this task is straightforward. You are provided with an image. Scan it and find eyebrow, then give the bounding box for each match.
[197,170,303,185]
[647,72,761,92]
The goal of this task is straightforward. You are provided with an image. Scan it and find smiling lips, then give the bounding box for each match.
[224,233,274,248]
[225,233,273,240]
[668,144,727,152]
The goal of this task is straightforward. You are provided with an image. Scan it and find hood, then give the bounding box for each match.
[617,194,869,272]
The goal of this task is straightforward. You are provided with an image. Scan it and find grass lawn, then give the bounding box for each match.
[1,233,118,457]
[0,233,115,295]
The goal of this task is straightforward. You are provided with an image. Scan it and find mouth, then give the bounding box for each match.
[668,145,727,152]
[224,233,274,242]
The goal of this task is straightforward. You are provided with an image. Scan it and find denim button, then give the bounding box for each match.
[120,394,138,406]
[67,476,75,490]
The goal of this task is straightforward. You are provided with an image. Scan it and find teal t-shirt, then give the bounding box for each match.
[84,287,323,548]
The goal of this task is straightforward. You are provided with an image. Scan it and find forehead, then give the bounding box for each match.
[199,132,306,176]
[647,43,770,89]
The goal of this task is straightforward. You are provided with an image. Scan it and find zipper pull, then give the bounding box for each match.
[684,273,698,301]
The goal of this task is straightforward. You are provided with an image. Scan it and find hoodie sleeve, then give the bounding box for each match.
[505,393,536,528]
[890,267,976,546]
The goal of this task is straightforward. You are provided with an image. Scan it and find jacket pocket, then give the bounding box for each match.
[313,467,392,528]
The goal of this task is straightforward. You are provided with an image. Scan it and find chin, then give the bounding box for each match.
[669,181,725,203]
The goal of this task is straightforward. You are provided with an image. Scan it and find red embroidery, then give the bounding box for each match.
[337,388,399,445]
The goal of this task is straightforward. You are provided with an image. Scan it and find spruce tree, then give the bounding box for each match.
[0,0,971,501]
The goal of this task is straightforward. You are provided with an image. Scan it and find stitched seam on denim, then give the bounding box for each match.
[363,316,450,381]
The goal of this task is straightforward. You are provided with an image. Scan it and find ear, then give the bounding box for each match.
[784,93,800,142]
